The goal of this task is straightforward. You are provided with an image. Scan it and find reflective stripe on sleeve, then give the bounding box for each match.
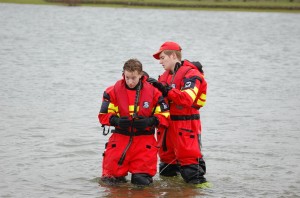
[200,93,206,100]
[153,106,169,118]
[108,103,119,114]
[197,93,207,107]
[183,89,197,101]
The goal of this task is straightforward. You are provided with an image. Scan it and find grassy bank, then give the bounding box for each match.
[1,0,300,12]
[0,0,55,5]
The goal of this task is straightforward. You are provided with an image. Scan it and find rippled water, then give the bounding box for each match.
[0,3,299,197]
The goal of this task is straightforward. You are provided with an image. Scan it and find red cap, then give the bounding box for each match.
[153,41,182,60]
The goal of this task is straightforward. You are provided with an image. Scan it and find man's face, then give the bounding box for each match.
[158,51,177,71]
[124,70,142,88]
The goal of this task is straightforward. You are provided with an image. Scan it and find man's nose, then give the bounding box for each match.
[129,79,134,85]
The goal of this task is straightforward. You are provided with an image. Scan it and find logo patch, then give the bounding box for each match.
[171,84,176,88]
[185,81,192,88]
[161,102,168,111]
[143,101,150,108]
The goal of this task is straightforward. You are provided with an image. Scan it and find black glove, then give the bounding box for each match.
[147,77,159,84]
[147,77,171,97]
[132,116,158,131]
[161,86,172,97]
[110,116,131,129]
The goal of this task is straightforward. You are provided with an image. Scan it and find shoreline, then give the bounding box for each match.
[1,0,300,13]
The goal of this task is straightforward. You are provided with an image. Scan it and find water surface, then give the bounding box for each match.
[0,3,299,197]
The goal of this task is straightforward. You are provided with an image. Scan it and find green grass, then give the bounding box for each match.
[0,0,56,5]
[1,0,44,4]
[1,0,300,12]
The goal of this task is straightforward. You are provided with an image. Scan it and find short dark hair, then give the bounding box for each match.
[123,58,143,74]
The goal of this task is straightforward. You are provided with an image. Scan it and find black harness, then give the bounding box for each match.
[170,114,200,121]
[112,128,155,136]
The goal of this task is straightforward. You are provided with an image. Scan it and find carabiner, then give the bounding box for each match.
[102,125,110,136]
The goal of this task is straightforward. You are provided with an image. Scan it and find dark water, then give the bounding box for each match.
[0,3,299,197]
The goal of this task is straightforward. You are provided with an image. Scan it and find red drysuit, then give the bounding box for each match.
[157,60,207,166]
[99,77,169,178]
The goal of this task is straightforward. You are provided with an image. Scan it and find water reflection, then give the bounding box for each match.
[98,176,209,197]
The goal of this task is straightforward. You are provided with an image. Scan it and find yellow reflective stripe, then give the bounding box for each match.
[197,94,206,107]
[160,112,170,118]
[108,109,116,113]
[129,105,134,112]
[154,105,168,114]
[183,87,199,95]
[153,106,161,113]
[129,105,139,114]
[155,106,169,118]
[200,93,206,100]
[183,89,196,101]
[193,87,199,95]
[197,99,206,107]
[108,103,118,113]
[154,111,169,118]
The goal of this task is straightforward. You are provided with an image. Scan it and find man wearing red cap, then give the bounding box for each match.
[149,41,208,185]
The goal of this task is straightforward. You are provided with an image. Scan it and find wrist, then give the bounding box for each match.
[109,115,119,126]
[149,116,159,126]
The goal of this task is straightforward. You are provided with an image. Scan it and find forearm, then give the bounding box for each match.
[98,113,115,126]
[168,88,194,107]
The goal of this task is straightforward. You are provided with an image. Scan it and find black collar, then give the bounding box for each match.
[170,62,182,74]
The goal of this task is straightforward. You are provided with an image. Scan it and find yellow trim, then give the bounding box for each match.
[161,112,170,118]
[154,106,161,113]
[197,100,206,107]
[129,105,139,112]
[200,93,206,100]
[183,89,196,101]
[154,105,169,118]
[194,87,199,95]
[129,105,134,112]
[154,111,169,118]
[108,103,118,113]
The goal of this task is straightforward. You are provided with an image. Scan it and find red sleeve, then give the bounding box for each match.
[152,88,169,128]
[98,86,117,126]
[168,69,204,107]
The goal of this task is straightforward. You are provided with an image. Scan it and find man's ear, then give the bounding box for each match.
[171,52,177,60]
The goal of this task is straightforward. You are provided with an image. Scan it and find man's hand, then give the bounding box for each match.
[148,78,171,97]
[110,116,131,129]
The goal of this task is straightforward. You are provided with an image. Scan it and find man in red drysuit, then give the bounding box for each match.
[98,58,169,186]
[148,41,208,185]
